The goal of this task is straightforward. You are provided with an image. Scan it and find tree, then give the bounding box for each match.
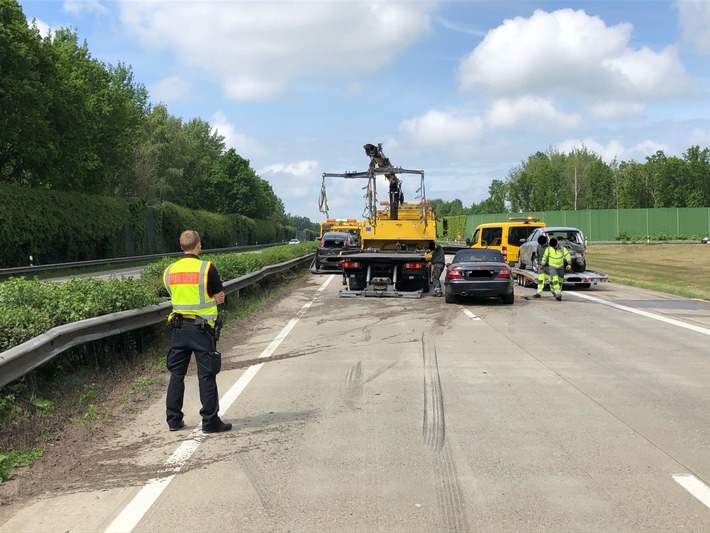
[132,104,188,203]
[0,0,53,185]
[683,145,710,207]
[474,179,508,214]
[179,118,226,210]
[208,149,281,219]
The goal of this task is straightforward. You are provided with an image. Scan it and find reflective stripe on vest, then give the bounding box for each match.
[542,246,569,268]
[163,258,218,322]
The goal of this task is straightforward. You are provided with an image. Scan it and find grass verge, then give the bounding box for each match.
[586,243,710,300]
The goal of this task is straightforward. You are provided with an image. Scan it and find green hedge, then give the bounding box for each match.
[1,242,316,352]
[0,184,129,267]
[0,185,297,267]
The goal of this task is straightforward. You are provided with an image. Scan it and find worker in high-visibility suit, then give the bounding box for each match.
[540,236,571,301]
[532,234,549,299]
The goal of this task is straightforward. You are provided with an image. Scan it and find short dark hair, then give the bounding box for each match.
[180,230,201,251]
[549,237,558,247]
[428,241,436,251]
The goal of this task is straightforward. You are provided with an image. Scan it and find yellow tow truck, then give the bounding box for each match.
[320,143,437,297]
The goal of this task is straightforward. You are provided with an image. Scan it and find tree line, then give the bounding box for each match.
[430,145,710,217]
[0,0,317,233]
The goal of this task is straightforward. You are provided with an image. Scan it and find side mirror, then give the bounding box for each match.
[442,219,449,236]
[465,238,471,246]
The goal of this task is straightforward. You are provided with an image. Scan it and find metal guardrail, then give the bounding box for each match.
[0,243,282,279]
[0,254,313,389]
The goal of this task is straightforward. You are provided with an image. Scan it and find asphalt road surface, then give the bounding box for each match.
[2,274,709,532]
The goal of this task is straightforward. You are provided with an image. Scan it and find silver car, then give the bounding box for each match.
[518,227,587,273]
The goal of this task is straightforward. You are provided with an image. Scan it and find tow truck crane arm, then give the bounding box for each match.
[364,143,404,220]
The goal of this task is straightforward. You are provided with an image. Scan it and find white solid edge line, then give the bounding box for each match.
[104,275,334,533]
[462,308,481,320]
[571,291,710,336]
[673,474,710,509]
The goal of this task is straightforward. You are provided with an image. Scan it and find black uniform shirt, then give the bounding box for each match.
[183,254,224,297]
[431,244,446,265]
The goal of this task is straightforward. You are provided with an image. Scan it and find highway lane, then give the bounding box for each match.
[1,274,709,532]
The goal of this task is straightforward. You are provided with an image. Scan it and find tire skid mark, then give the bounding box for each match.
[236,451,275,512]
[422,318,470,533]
[434,443,470,533]
[343,361,364,408]
[422,325,445,451]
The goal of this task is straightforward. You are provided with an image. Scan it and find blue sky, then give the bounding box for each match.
[17,0,710,222]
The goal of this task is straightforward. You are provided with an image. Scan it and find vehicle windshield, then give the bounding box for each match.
[321,238,348,248]
[547,231,583,244]
[453,249,503,263]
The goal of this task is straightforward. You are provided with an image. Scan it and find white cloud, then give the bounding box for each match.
[458,8,696,104]
[118,0,440,102]
[485,96,581,129]
[588,101,644,119]
[260,162,324,214]
[63,0,106,15]
[686,128,710,147]
[676,0,710,54]
[28,18,51,37]
[435,16,486,37]
[210,112,264,157]
[260,161,319,178]
[149,76,192,104]
[556,138,668,164]
[399,109,484,145]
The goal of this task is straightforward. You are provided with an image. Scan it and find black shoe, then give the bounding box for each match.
[202,421,232,433]
[533,293,541,298]
[555,294,562,301]
[169,420,185,432]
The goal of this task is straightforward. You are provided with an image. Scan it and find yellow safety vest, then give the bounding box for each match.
[542,246,570,269]
[163,257,218,325]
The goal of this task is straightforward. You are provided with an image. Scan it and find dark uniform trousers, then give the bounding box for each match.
[166,321,221,427]
[432,262,445,292]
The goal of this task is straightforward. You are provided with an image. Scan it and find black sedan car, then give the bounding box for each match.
[443,249,514,304]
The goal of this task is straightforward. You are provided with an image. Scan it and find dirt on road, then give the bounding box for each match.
[0,273,313,519]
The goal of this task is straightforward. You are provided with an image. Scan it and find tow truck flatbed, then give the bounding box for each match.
[511,266,609,289]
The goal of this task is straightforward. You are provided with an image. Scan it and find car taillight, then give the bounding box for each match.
[341,260,361,268]
[403,262,425,269]
[448,266,463,279]
[496,265,510,278]
[501,246,507,262]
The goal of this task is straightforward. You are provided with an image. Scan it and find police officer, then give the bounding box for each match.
[163,230,232,433]
[532,234,549,299]
[541,236,571,301]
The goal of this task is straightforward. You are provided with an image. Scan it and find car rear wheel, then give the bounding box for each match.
[572,261,586,273]
[531,254,539,273]
[444,292,456,304]
[501,292,514,305]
